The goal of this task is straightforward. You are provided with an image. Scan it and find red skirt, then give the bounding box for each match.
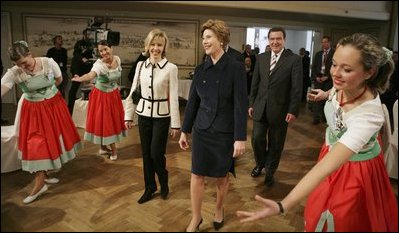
[18,92,82,173]
[84,87,127,145]
[304,143,398,232]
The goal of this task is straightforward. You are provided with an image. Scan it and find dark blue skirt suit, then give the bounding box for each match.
[181,53,248,177]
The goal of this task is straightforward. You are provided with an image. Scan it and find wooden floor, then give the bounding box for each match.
[1,101,397,232]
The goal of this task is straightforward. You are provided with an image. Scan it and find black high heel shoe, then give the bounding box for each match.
[213,209,224,230]
[186,218,203,232]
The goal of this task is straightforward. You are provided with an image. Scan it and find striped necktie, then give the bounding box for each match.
[322,50,328,74]
[323,50,328,66]
[269,54,278,73]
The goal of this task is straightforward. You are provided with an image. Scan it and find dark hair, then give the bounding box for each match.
[268,27,286,39]
[97,40,112,47]
[337,33,394,93]
[322,36,331,42]
[8,41,30,61]
[52,35,62,45]
[201,19,230,50]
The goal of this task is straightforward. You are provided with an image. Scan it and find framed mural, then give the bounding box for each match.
[108,18,198,67]
[23,14,90,63]
[23,14,199,68]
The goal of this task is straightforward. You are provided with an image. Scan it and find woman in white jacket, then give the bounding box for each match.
[125,29,180,204]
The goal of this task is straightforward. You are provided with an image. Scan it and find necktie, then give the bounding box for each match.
[269,54,278,73]
[322,50,328,74]
[323,50,328,66]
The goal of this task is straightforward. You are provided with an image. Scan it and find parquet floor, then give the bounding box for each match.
[1,102,397,232]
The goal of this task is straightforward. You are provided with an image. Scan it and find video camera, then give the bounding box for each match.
[86,16,120,46]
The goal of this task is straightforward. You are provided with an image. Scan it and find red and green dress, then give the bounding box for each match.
[1,57,82,173]
[84,56,127,145]
[304,89,398,232]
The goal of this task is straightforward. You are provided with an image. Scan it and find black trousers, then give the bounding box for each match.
[251,107,288,177]
[57,71,69,99]
[67,80,81,115]
[312,80,332,121]
[138,115,170,192]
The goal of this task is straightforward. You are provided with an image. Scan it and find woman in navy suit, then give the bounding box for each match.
[179,19,248,232]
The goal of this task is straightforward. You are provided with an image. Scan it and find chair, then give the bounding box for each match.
[389,100,398,178]
[80,86,92,101]
[1,95,24,173]
[1,126,21,173]
[392,99,398,145]
[382,102,398,179]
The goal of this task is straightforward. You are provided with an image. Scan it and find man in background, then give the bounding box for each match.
[299,48,311,102]
[46,35,68,98]
[310,36,334,125]
[68,29,95,115]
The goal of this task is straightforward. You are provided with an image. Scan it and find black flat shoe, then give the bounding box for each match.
[213,209,224,230]
[137,189,154,204]
[251,166,263,177]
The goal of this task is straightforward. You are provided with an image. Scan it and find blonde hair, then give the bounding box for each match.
[144,29,169,58]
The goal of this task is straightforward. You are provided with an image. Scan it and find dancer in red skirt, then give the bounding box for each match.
[236,33,398,231]
[1,41,82,204]
[71,40,127,161]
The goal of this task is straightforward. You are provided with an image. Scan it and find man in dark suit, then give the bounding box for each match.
[46,35,68,98]
[226,45,244,63]
[248,27,302,187]
[299,48,311,102]
[68,29,95,115]
[311,36,334,124]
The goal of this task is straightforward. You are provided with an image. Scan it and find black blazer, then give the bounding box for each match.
[226,46,244,63]
[311,48,334,82]
[182,53,248,140]
[249,49,302,124]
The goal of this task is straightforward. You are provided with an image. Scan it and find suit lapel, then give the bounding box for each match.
[269,50,287,77]
[262,52,271,80]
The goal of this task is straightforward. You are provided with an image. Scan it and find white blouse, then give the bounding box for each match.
[325,88,384,154]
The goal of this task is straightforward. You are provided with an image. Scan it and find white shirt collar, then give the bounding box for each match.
[271,48,284,58]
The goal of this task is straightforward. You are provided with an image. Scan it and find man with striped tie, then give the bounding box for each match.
[248,27,302,188]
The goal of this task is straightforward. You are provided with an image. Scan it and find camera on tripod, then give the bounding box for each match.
[86,16,120,46]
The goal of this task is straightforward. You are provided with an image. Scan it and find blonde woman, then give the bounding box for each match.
[125,29,180,204]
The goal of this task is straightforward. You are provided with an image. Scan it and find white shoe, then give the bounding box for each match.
[23,184,48,204]
[99,149,111,155]
[110,154,118,161]
[44,178,59,184]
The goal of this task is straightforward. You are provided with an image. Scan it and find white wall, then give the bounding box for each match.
[285,30,308,55]
[163,1,391,20]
